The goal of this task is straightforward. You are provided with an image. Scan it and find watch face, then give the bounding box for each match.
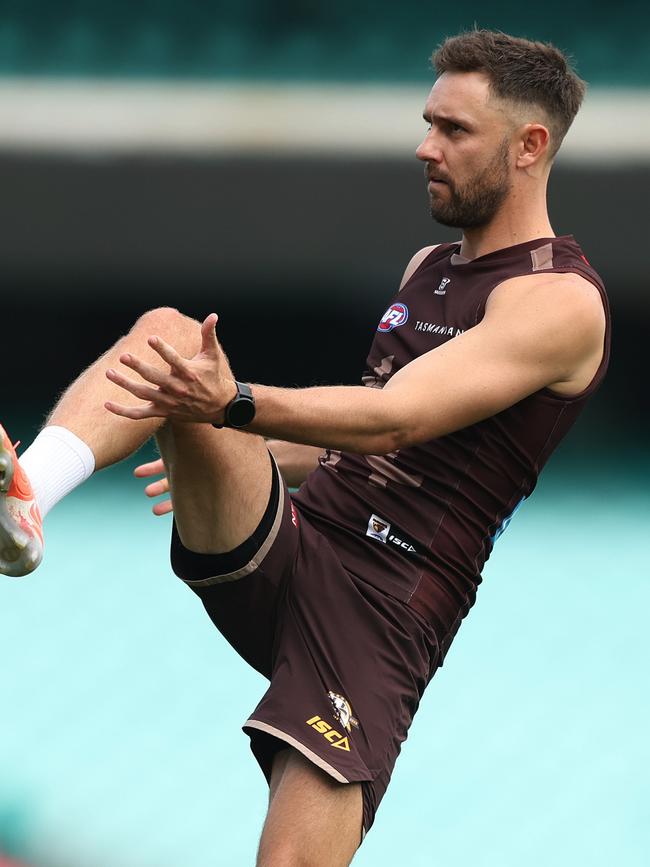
[228,397,256,428]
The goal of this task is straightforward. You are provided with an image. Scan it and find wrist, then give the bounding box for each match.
[213,380,255,429]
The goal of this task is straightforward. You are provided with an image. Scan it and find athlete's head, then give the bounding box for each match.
[417,30,586,229]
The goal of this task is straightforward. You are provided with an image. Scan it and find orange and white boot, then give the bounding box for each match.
[0,425,43,576]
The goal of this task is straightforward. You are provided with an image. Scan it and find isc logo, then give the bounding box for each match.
[377,302,409,333]
[305,716,350,751]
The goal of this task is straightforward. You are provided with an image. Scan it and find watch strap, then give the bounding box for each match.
[212,381,255,429]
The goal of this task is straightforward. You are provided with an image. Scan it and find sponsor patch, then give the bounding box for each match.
[366,513,421,556]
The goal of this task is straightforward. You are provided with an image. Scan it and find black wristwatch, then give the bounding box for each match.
[212,381,256,429]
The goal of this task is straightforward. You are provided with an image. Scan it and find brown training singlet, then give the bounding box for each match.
[293,235,611,660]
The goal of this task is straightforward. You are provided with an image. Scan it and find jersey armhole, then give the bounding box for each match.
[398,245,440,292]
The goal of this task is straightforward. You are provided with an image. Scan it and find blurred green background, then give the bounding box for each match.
[1,1,648,865]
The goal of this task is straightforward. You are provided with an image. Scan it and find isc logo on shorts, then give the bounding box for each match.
[377,302,409,332]
[306,716,351,751]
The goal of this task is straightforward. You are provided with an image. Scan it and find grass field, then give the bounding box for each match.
[1,448,648,867]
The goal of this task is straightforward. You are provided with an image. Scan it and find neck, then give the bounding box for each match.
[458,180,554,261]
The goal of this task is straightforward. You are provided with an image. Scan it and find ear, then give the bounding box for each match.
[516,123,551,169]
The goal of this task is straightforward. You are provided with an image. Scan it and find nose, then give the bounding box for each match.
[416,129,443,164]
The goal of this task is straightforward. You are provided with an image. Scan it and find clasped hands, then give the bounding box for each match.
[104,313,237,424]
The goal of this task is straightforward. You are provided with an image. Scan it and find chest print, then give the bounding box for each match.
[414,321,465,337]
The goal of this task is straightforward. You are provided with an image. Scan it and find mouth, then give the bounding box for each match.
[427,178,449,194]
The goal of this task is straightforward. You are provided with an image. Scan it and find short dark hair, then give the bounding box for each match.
[432,30,586,158]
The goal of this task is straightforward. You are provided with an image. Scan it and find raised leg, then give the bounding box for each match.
[47,307,199,470]
[257,749,363,867]
[155,420,272,554]
[47,306,272,553]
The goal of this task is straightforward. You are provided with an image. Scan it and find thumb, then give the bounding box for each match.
[200,313,220,355]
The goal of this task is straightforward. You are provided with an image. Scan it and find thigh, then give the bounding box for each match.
[171,455,301,677]
[156,420,273,555]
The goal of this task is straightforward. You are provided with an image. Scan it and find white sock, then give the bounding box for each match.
[20,426,96,518]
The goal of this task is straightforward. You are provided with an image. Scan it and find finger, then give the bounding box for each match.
[106,367,167,403]
[200,313,219,355]
[148,335,189,371]
[144,478,169,498]
[134,458,166,478]
[104,400,166,420]
[119,353,169,387]
[152,499,173,516]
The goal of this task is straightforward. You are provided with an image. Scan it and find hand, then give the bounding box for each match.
[105,313,238,423]
[134,458,173,516]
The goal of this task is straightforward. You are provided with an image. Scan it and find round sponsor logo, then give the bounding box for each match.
[377,302,409,332]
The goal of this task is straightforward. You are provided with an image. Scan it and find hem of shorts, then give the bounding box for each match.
[180,456,285,588]
[244,719,350,784]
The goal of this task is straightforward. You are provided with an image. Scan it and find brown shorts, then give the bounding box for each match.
[170,454,440,834]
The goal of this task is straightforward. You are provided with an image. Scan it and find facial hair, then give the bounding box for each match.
[428,138,512,229]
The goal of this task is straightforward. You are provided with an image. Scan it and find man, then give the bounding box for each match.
[0,30,609,867]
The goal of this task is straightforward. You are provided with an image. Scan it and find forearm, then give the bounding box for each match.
[248,384,403,455]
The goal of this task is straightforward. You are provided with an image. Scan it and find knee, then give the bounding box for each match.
[131,307,199,345]
[133,306,183,333]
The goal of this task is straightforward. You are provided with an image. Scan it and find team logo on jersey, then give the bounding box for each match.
[435,277,450,295]
[366,513,390,541]
[328,692,359,733]
[377,302,409,332]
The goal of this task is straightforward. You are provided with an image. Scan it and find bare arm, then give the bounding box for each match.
[246,273,605,451]
[260,249,437,476]
[108,273,605,455]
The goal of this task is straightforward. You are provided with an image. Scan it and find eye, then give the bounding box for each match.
[448,122,465,134]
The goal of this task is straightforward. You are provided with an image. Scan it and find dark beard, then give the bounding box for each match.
[428,139,512,229]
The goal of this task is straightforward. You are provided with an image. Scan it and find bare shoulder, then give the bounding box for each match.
[398,245,440,292]
[486,270,606,339]
[484,271,606,394]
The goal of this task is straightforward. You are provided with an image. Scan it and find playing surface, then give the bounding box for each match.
[1,450,648,867]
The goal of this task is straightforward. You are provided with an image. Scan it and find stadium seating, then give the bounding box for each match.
[0,1,647,84]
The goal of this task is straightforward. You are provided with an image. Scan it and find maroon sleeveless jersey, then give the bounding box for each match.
[293,235,611,659]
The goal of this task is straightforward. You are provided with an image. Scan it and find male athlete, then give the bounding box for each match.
[0,31,609,867]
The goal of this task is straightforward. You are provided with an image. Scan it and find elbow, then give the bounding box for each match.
[386,427,410,453]
[351,405,429,455]
[381,420,435,453]
[344,432,398,456]
[356,427,411,456]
